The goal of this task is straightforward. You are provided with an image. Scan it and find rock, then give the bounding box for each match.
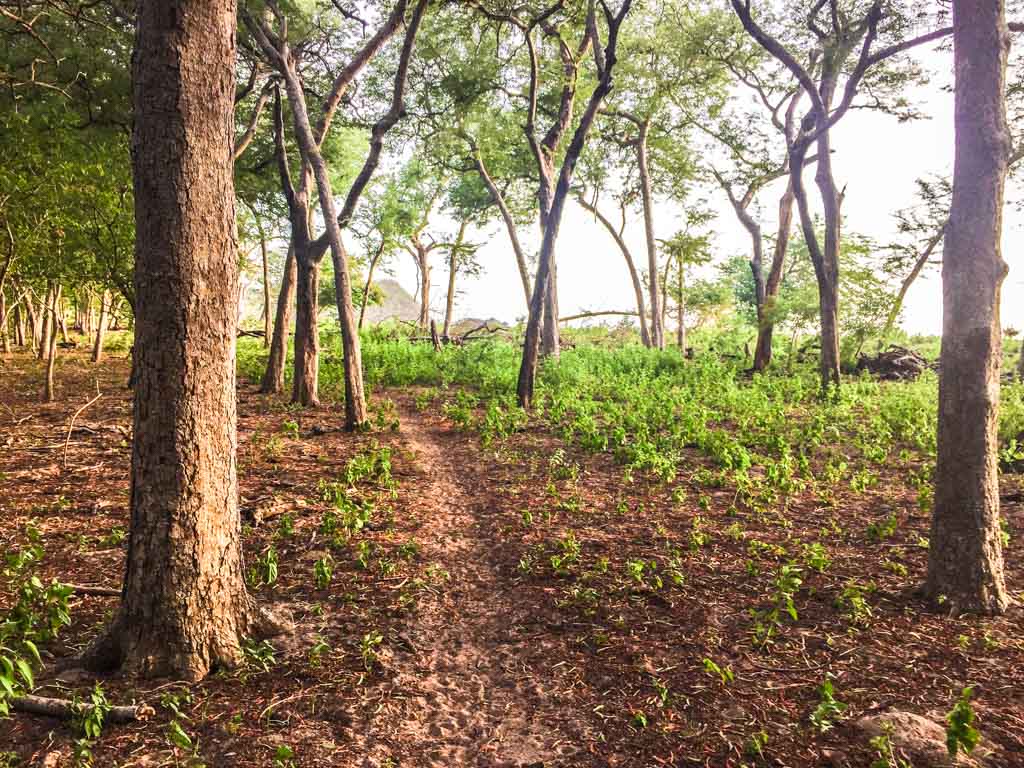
[856,710,992,767]
[856,346,930,381]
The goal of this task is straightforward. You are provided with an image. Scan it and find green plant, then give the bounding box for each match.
[251,547,279,586]
[272,745,296,768]
[867,513,899,542]
[946,686,980,758]
[242,638,277,673]
[701,657,734,686]
[745,729,769,760]
[361,631,383,670]
[836,580,873,626]
[73,684,111,741]
[281,419,300,439]
[869,722,911,768]
[313,554,334,589]
[809,676,847,732]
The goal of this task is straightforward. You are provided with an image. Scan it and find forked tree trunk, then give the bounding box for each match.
[92,290,109,363]
[443,222,467,338]
[261,243,296,394]
[925,0,1011,615]
[83,0,269,680]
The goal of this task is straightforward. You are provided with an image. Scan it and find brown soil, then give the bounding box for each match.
[1,347,1022,768]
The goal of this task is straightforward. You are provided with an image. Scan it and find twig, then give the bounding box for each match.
[63,384,103,469]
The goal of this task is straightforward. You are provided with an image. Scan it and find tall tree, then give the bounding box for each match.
[925,0,1011,616]
[84,0,278,679]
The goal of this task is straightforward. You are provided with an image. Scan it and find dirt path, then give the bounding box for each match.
[351,402,583,768]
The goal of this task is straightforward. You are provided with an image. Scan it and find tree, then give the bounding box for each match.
[83,0,280,680]
[731,0,954,392]
[925,0,1011,616]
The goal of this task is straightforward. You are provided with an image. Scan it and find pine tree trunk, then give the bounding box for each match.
[83,0,268,680]
[262,243,296,394]
[925,0,1011,615]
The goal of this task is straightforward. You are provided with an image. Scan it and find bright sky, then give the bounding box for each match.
[377,43,1024,338]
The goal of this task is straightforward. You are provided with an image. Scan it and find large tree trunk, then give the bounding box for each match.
[83,0,267,680]
[637,124,663,349]
[14,301,25,347]
[753,182,795,371]
[413,243,431,330]
[261,243,296,393]
[92,290,109,363]
[541,265,560,358]
[924,0,1011,616]
[292,249,321,407]
[259,224,271,348]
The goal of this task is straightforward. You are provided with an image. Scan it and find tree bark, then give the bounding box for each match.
[92,290,109,363]
[14,301,25,347]
[37,283,52,360]
[925,0,1011,615]
[471,149,532,307]
[880,221,945,346]
[83,0,268,680]
[261,243,296,394]
[258,221,271,348]
[292,248,321,407]
[0,288,8,354]
[412,242,432,330]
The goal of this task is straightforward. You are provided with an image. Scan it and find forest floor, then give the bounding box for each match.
[1,347,1023,768]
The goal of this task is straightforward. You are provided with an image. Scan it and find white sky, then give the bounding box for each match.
[373,44,1024,338]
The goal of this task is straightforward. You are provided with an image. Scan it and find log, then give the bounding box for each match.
[12,694,154,724]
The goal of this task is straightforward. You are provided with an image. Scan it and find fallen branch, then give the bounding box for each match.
[558,310,638,323]
[12,694,154,724]
[63,384,103,469]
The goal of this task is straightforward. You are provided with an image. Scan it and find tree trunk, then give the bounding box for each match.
[541,263,561,358]
[57,295,68,344]
[37,283,53,360]
[259,225,271,348]
[880,222,945,347]
[292,249,321,407]
[261,243,296,394]
[925,0,1011,616]
[473,151,531,307]
[443,222,467,338]
[42,285,61,402]
[14,302,25,347]
[0,288,8,354]
[92,290,109,363]
[677,256,685,351]
[753,182,795,371]
[83,0,268,680]
[575,195,651,346]
[415,244,431,330]
[358,243,384,330]
[637,123,663,349]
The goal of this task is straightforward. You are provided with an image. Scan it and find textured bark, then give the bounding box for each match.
[37,284,52,360]
[925,0,1010,615]
[411,240,432,330]
[92,290,109,363]
[0,289,8,354]
[292,250,321,407]
[261,243,296,394]
[83,0,264,680]
[575,194,651,346]
[443,221,467,338]
[258,223,271,348]
[14,302,25,347]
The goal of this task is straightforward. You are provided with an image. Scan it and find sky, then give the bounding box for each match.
[366,40,1024,339]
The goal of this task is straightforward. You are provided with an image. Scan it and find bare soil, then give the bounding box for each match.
[1,348,1022,767]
